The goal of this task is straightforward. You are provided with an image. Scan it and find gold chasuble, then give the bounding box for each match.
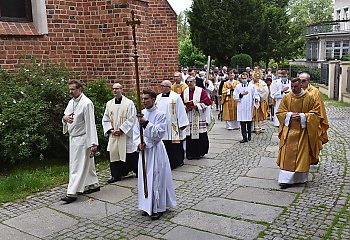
[171,82,188,95]
[276,91,321,172]
[221,80,239,121]
[306,85,329,163]
[252,81,269,121]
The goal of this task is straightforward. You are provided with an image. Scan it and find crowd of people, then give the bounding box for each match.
[59,64,329,220]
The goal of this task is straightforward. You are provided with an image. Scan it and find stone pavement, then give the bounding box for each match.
[1,105,350,240]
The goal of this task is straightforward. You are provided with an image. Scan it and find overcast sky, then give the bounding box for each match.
[167,0,192,14]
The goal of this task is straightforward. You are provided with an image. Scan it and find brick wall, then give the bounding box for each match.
[0,0,178,91]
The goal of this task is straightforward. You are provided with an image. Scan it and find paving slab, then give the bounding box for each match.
[0,223,40,240]
[174,164,201,173]
[265,145,279,152]
[185,158,222,167]
[50,196,122,220]
[233,177,304,193]
[115,177,138,188]
[246,167,280,180]
[171,171,197,181]
[209,134,241,141]
[193,197,283,223]
[171,209,266,239]
[3,207,78,238]
[259,157,279,169]
[164,226,232,240]
[228,187,296,206]
[85,185,133,203]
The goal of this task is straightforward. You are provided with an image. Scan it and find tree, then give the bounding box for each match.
[178,35,207,68]
[259,0,294,66]
[177,11,190,42]
[288,0,333,57]
[188,0,265,65]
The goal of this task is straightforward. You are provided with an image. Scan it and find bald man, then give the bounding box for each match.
[102,83,138,183]
[155,80,189,169]
[171,72,188,94]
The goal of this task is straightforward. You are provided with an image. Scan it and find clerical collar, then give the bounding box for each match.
[73,93,83,102]
[293,89,304,96]
[146,105,157,112]
[115,96,122,104]
[162,92,170,97]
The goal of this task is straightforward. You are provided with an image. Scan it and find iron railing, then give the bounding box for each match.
[307,19,350,35]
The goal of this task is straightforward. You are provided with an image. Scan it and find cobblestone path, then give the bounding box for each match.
[0,104,349,240]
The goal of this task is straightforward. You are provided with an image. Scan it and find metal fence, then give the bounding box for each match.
[320,63,329,86]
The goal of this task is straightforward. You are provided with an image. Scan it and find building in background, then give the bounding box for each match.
[305,0,349,65]
[0,0,178,90]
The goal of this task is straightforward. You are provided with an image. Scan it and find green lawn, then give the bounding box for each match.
[321,93,350,107]
[0,159,109,204]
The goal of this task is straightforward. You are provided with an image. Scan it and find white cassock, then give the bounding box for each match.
[102,96,137,161]
[137,106,176,215]
[155,91,189,141]
[234,82,260,121]
[62,93,99,196]
[271,79,291,126]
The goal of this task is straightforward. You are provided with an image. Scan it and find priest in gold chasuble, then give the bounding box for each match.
[221,71,240,130]
[276,77,321,189]
[300,72,329,165]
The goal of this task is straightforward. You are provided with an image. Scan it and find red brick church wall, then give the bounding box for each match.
[0,0,178,91]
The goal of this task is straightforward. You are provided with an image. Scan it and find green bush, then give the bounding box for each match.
[230,54,252,69]
[84,79,113,158]
[0,60,115,166]
[0,60,71,164]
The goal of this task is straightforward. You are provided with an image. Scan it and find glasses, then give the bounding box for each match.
[301,80,307,83]
[160,85,170,88]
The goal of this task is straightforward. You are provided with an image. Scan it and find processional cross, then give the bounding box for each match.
[126,10,148,198]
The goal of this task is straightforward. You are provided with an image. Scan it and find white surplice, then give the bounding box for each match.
[271,79,291,127]
[155,91,189,141]
[102,96,137,162]
[62,93,99,196]
[137,106,176,215]
[234,82,260,121]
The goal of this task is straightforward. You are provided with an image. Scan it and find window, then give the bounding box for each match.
[336,10,341,20]
[325,40,350,60]
[344,8,349,20]
[0,0,32,22]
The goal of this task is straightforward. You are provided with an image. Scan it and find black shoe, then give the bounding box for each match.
[141,211,148,216]
[248,137,251,141]
[107,177,121,184]
[83,186,100,194]
[151,213,160,220]
[61,196,77,204]
[279,183,291,189]
[187,156,193,160]
[239,139,248,143]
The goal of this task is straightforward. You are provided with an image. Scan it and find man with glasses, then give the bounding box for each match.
[300,72,329,164]
[276,77,321,189]
[171,71,188,94]
[156,80,189,169]
[181,67,189,82]
[181,77,212,159]
[102,83,138,183]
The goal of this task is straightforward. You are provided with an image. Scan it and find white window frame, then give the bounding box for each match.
[31,0,48,34]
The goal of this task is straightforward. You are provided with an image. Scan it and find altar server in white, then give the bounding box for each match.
[61,80,100,204]
[137,89,176,220]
